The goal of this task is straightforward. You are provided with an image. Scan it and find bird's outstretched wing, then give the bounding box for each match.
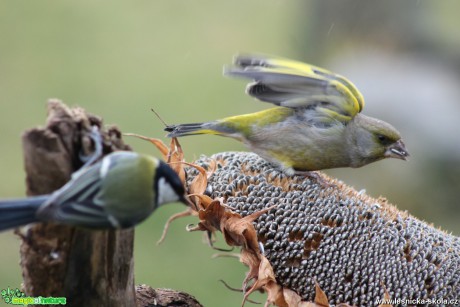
[224,54,364,123]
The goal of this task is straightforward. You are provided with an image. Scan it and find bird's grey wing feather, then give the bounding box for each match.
[225,54,364,123]
[37,162,113,228]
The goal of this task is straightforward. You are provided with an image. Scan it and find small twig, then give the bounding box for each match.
[211,253,241,259]
[218,280,261,305]
[157,209,195,245]
[219,279,244,292]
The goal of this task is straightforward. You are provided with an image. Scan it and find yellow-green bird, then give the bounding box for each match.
[165,54,409,176]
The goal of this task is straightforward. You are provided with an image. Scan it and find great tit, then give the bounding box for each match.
[165,54,409,176]
[0,151,186,231]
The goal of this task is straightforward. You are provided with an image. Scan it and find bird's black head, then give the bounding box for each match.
[154,161,187,206]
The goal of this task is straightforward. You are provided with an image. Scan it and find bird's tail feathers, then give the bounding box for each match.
[0,195,47,231]
[165,123,222,137]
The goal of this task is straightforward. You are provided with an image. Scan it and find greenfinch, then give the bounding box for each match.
[166,54,409,176]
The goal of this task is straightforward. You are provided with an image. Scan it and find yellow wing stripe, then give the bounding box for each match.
[241,54,364,116]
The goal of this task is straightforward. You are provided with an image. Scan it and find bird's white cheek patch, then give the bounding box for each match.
[157,178,179,205]
[100,156,111,178]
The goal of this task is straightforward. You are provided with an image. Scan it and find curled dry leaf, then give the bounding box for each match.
[283,283,337,307]
[156,208,196,245]
[124,133,170,158]
[243,256,285,307]
[188,199,286,306]
[222,205,275,251]
[187,200,238,233]
[161,137,186,183]
[187,194,215,211]
[313,282,329,307]
[284,289,314,307]
[177,161,214,210]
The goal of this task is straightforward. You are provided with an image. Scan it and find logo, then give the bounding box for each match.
[1,287,66,305]
[1,287,25,304]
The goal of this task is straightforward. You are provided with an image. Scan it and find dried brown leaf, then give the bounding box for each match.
[165,138,186,183]
[240,248,261,292]
[124,133,169,158]
[185,223,204,232]
[243,256,286,307]
[184,157,216,210]
[222,205,274,251]
[283,289,303,306]
[200,200,241,232]
[189,198,283,306]
[188,193,215,210]
[313,282,329,307]
[184,162,207,194]
[203,158,217,178]
[178,161,213,210]
[282,286,336,307]
[283,289,317,307]
[185,199,229,234]
[167,137,183,162]
[157,208,196,245]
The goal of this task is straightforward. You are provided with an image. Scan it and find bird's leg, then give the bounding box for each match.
[293,170,334,188]
[79,125,103,168]
[278,164,334,188]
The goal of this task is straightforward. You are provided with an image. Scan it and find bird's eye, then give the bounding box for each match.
[377,134,387,142]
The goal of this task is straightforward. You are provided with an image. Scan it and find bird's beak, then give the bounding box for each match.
[385,140,409,160]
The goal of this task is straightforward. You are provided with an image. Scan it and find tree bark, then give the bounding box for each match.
[17,100,201,307]
[135,285,202,307]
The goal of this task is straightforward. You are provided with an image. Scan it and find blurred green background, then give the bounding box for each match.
[1,1,459,306]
